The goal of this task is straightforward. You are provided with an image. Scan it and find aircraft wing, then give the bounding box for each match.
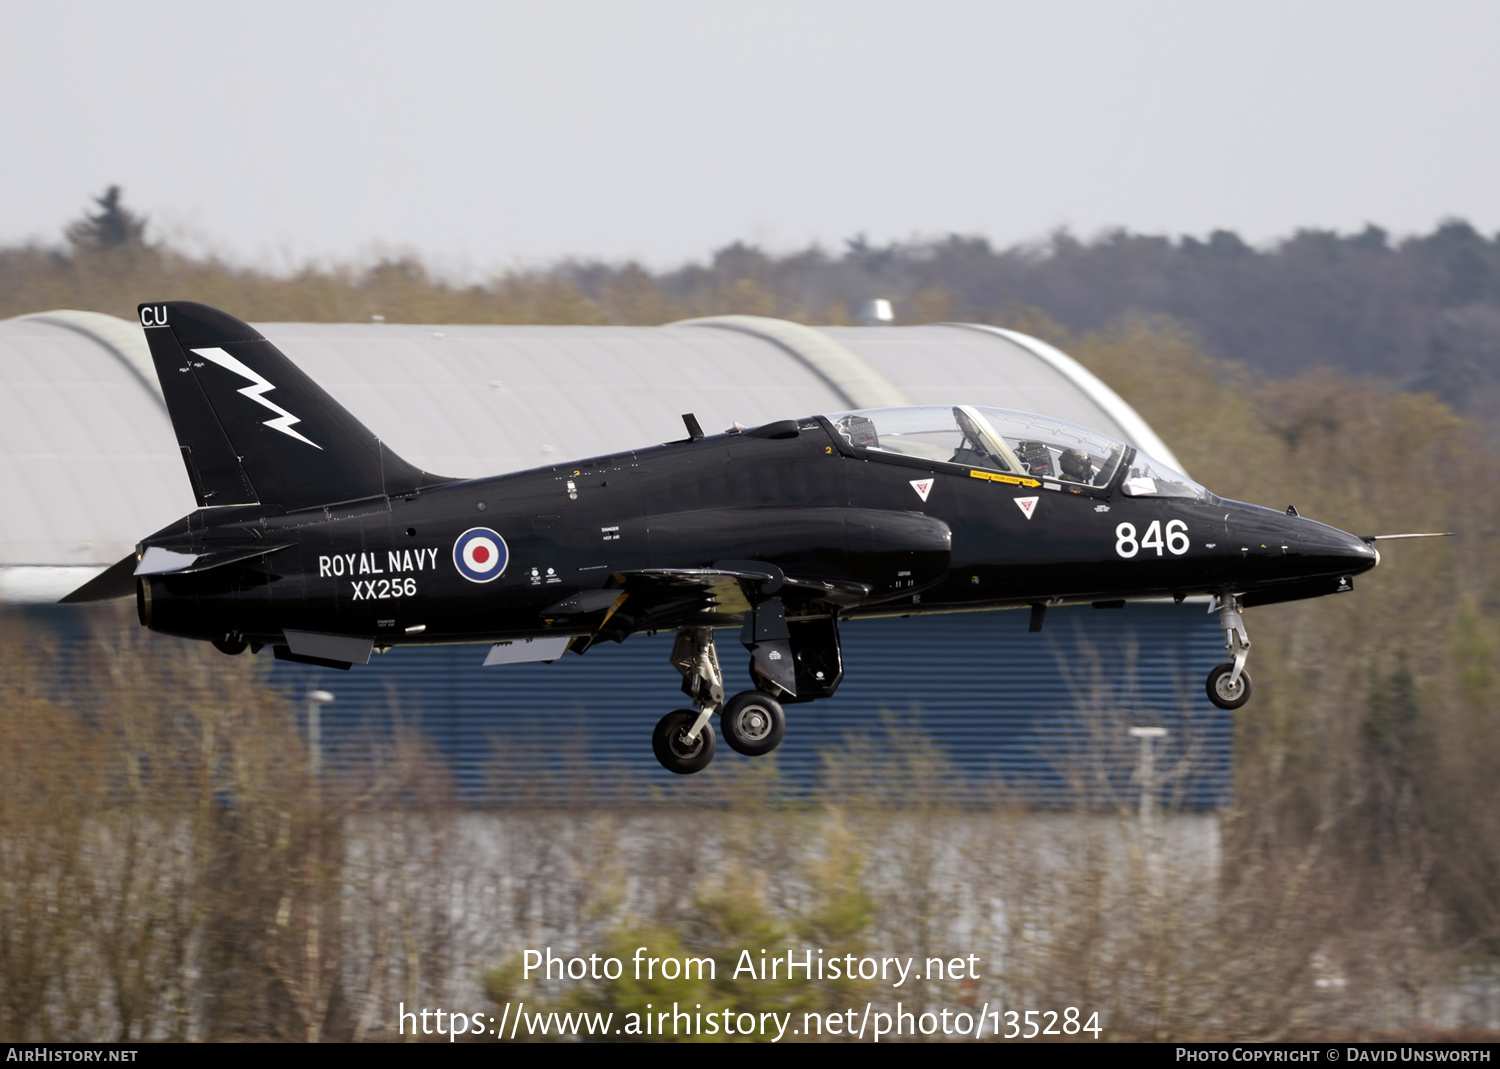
[543,505,949,643]
[620,563,873,611]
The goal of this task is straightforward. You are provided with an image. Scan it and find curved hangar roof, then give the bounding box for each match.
[0,311,1180,602]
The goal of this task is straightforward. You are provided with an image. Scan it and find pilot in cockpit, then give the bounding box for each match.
[1059,447,1097,484]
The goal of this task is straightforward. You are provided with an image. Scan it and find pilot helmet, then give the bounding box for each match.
[1059,448,1094,481]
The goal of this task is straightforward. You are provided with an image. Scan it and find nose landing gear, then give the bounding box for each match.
[1206,662,1252,709]
[1206,594,1253,710]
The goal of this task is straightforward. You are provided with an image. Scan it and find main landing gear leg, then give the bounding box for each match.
[653,628,723,775]
[1205,594,1253,710]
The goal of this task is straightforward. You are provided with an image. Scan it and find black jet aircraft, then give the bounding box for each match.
[64,301,1425,774]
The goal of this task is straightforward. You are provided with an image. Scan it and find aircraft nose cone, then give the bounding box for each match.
[1339,527,1376,556]
[1342,533,1379,570]
[1293,523,1379,577]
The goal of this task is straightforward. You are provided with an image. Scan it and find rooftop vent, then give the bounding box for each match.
[857,298,894,326]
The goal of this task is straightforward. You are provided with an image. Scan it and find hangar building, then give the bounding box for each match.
[0,310,1226,805]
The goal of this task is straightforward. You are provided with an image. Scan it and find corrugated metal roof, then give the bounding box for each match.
[825,324,1119,425]
[0,317,195,574]
[252,322,851,479]
[674,315,910,409]
[20,309,164,403]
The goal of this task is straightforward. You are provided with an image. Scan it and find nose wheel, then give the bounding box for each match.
[1206,663,1253,709]
[1206,594,1253,710]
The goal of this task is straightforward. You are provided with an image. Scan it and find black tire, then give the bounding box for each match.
[1206,663,1253,710]
[720,690,786,757]
[652,710,717,774]
[212,633,249,656]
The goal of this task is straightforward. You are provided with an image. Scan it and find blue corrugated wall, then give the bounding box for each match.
[271,602,1232,809]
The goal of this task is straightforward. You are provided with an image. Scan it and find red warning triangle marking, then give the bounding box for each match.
[1014,496,1039,520]
[910,478,933,502]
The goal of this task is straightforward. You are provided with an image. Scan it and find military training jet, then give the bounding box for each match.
[63,301,1427,774]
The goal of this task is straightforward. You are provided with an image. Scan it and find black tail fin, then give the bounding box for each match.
[138,301,448,510]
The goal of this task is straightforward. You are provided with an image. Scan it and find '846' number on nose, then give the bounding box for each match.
[1115,519,1189,558]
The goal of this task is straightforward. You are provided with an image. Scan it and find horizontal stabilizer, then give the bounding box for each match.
[58,554,139,603]
[135,547,197,574]
[135,543,294,576]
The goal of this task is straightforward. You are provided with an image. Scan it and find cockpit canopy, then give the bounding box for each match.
[824,405,1206,499]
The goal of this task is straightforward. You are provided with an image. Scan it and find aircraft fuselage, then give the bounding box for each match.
[137,415,1375,648]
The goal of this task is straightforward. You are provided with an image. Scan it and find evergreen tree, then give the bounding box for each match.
[65,185,147,250]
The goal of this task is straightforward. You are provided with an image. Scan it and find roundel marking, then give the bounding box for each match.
[453,527,509,583]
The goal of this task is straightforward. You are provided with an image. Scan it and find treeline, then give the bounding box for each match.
[9,191,1500,422]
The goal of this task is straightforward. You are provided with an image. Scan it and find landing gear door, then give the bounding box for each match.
[783,616,844,703]
[740,597,797,696]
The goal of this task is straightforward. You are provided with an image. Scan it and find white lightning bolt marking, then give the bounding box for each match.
[191,347,322,449]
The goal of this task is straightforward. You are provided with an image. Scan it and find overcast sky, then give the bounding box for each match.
[3,0,1497,272]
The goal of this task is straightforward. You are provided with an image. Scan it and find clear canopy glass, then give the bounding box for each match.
[825,405,1205,498]
[1119,452,1206,500]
